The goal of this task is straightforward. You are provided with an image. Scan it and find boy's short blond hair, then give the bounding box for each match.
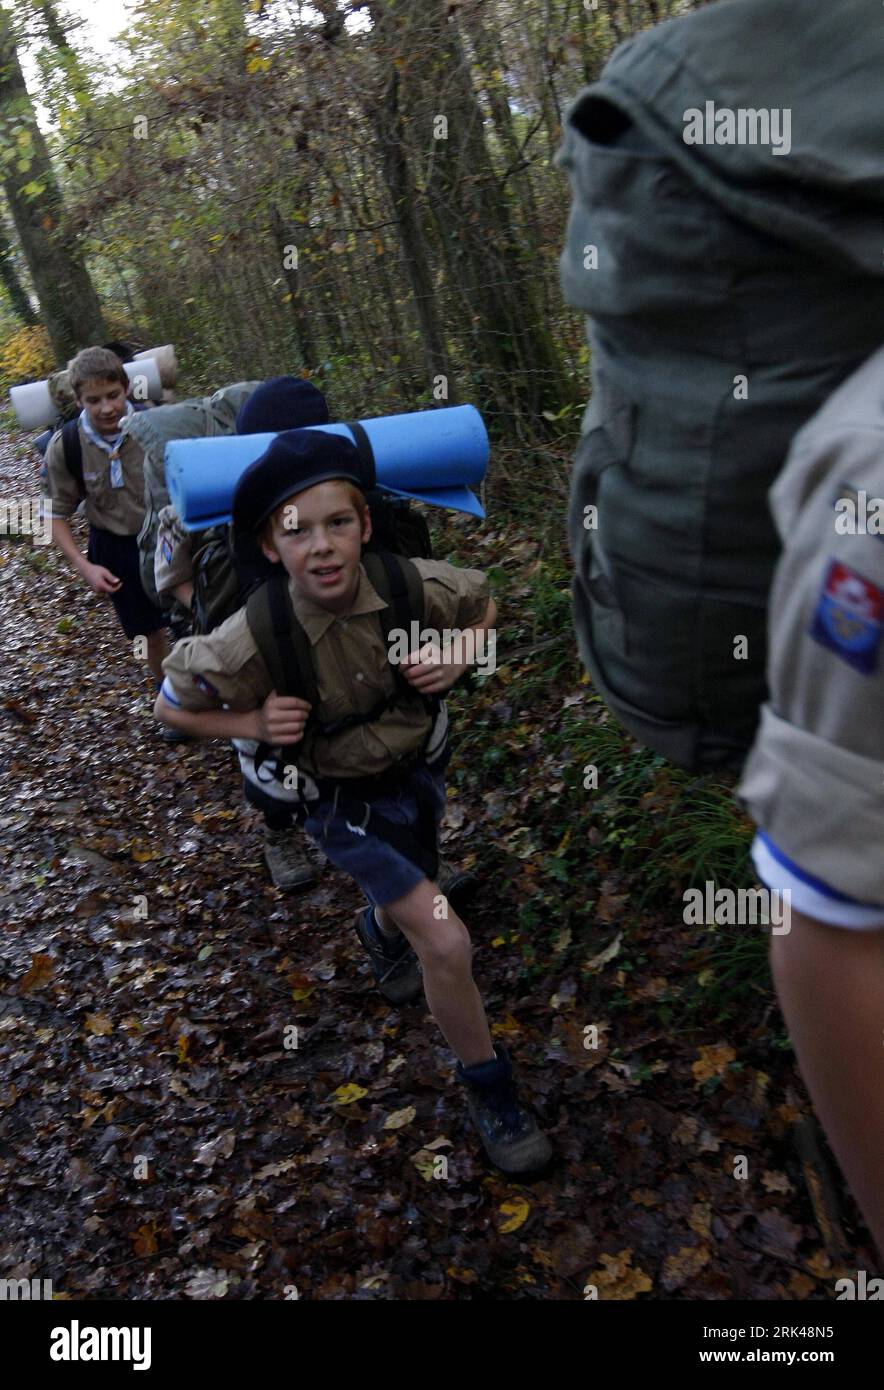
[68,346,128,398]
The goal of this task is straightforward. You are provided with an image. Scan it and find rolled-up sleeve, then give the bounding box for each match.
[43,432,82,520]
[160,610,272,714]
[737,409,884,905]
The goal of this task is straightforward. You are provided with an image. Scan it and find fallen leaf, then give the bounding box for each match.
[131,1222,159,1256]
[255,1158,299,1179]
[185,1268,229,1299]
[662,1245,711,1292]
[583,933,622,974]
[193,1130,236,1170]
[331,1083,368,1106]
[762,1170,793,1195]
[587,1249,652,1300]
[18,953,54,993]
[692,1044,736,1085]
[383,1105,416,1130]
[499,1196,530,1233]
[84,1012,113,1036]
[688,1202,713,1239]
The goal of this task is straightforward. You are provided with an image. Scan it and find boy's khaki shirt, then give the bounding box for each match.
[162,558,490,781]
[737,344,884,903]
[44,424,148,535]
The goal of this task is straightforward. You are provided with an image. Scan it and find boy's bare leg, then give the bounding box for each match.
[146,628,170,684]
[379,879,494,1068]
[771,909,884,1257]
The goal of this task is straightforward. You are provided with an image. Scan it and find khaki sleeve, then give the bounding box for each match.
[411,559,491,634]
[154,505,193,597]
[737,430,884,903]
[43,431,82,520]
[160,609,273,714]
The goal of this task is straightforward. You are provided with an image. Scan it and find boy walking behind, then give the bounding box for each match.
[155,429,552,1174]
[44,346,171,687]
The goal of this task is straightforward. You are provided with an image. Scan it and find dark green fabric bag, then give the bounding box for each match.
[558,0,884,772]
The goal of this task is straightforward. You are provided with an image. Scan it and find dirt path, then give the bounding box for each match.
[0,430,872,1299]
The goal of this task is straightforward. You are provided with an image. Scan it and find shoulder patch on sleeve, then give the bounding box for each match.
[809,559,884,673]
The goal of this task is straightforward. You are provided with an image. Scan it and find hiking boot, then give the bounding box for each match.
[353,905,423,1006]
[158,723,191,743]
[456,1044,553,1175]
[437,858,479,916]
[263,825,317,890]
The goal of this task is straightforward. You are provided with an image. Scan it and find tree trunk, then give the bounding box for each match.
[367,34,457,398]
[378,0,572,419]
[269,203,319,370]
[0,8,106,360]
[0,208,37,324]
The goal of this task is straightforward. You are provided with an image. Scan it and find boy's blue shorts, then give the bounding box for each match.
[302,758,447,909]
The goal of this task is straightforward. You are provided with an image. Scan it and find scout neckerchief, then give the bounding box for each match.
[79,401,134,489]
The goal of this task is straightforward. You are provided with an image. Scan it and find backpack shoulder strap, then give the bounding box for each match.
[60,419,84,498]
[362,549,425,646]
[246,571,319,708]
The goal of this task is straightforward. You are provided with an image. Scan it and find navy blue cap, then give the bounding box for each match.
[236,376,329,435]
[231,428,367,535]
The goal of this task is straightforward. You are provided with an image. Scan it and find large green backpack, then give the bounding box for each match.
[558,0,884,772]
[129,383,261,609]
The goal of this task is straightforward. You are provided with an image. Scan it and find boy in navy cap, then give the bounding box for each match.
[154,376,331,888]
[155,428,552,1173]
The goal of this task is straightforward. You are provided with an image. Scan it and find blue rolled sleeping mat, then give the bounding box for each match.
[164,405,489,531]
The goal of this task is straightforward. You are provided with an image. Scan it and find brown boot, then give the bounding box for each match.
[263,826,317,890]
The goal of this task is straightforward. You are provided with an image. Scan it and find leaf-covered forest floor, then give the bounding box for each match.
[0,431,876,1300]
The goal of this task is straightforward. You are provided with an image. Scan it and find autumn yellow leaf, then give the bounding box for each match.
[85,1012,113,1036]
[131,847,157,863]
[490,1014,521,1038]
[331,1083,367,1105]
[19,952,54,993]
[383,1105,416,1130]
[692,1044,736,1085]
[688,1202,713,1239]
[175,1034,191,1064]
[587,1249,653,1300]
[499,1196,530,1234]
[491,935,506,947]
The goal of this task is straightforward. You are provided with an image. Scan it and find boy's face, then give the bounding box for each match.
[261,479,371,614]
[76,376,128,437]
